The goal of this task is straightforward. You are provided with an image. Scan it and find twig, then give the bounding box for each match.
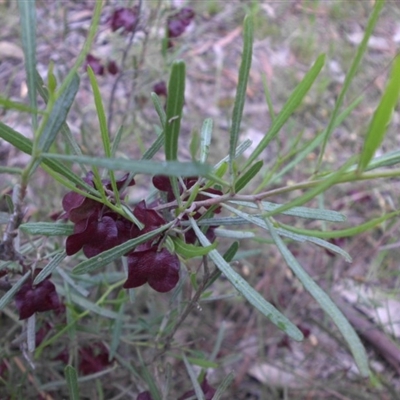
[331,292,400,376]
[150,256,211,363]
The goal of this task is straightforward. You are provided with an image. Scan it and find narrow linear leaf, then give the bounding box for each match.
[349,149,400,172]
[35,70,85,161]
[0,97,44,114]
[17,0,37,128]
[65,291,123,319]
[269,95,363,186]
[214,139,253,171]
[73,222,173,275]
[234,160,263,193]
[245,54,325,168]
[151,92,167,129]
[190,218,303,341]
[262,157,355,218]
[278,211,400,239]
[223,241,239,263]
[141,131,165,161]
[0,166,22,174]
[317,0,385,170]
[229,15,253,176]
[87,67,112,158]
[0,272,30,311]
[42,154,211,177]
[20,222,74,236]
[185,357,218,369]
[358,54,400,171]
[111,126,124,157]
[165,60,186,161]
[213,372,235,400]
[215,228,255,239]
[182,353,205,400]
[200,118,213,163]
[173,237,217,259]
[229,200,346,222]
[222,204,351,261]
[109,295,125,360]
[65,365,80,400]
[34,252,67,285]
[87,66,120,200]
[37,73,80,153]
[265,218,369,377]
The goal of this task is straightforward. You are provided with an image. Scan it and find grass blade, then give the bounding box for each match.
[190,218,303,341]
[165,60,186,161]
[17,0,37,129]
[245,54,325,168]
[265,218,369,377]
[42,154,211,177]
[358,54,400,172]
[229,15,253,177]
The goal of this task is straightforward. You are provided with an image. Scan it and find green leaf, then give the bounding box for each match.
[228,200,346,222]
[35,70,85,163]
[65,365,80,400]
[185,357,218,369]
[277,210,400,239]
[245,54,325,168]
[189,129,200,160]
[358,54,400,171]
[317,0,385,170]
[141,131,165,161]
[73,222,173,275]
[172,237,217,259]
[229,15,253,176]
[264,218,369,377]
[151,92,167,129]
[87,67,111,158]
[17,0,37,129]
[200,118,213,163]
[42,153,211,177]
[234,160,263,193]
[221,204,351,262]
[262,157,355,218]
[87,66,119,201]
[37,73,80,153]
[34,252,67,285]
[213,373,234,400]
[182,354,205,400]
[0,272,30,311]
[165,60,186,161]
[0,97,44,114]
[214,139,253,171]
[20,222,74,236]
[190,218,303,341]
[268,95,363,186]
